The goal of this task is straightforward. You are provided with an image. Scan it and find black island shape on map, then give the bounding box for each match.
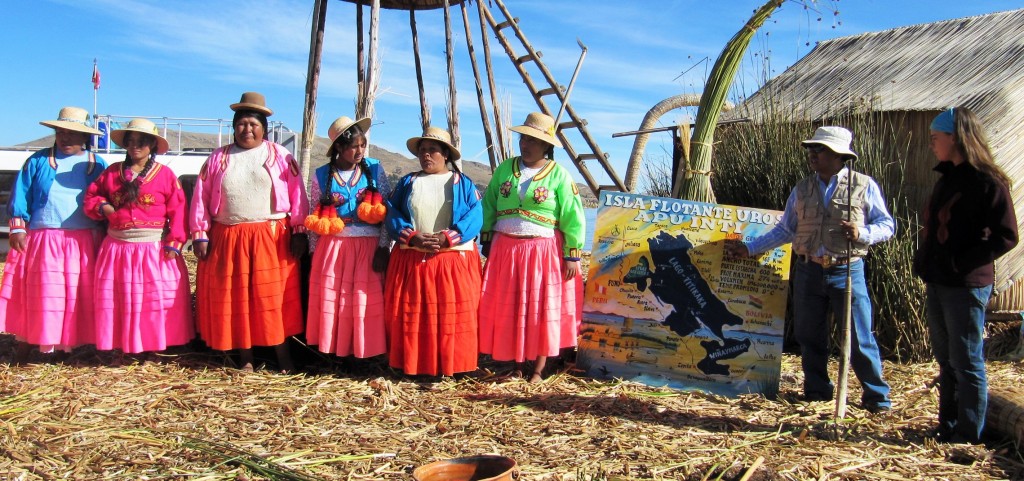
[697,338,752,376]
[622,231,744,343]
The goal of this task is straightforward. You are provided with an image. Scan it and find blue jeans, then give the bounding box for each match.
[926,283,991,443]
[792,258,891,407]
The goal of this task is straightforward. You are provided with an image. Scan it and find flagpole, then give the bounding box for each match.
[92,59,100,149]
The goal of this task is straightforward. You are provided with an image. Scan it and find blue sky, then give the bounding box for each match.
[2,0,1020,185]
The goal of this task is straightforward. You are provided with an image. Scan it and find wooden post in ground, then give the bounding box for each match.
[461,0,497,170]
[409,9,430,131]
[443,0,461,171]
[300,0,328,193]
[477,0,507,164]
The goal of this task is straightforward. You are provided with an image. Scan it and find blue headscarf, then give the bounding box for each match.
[930,108,955,133]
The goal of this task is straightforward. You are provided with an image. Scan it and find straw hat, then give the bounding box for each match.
[801,126,858,161]
[406,126,461,161]
[510,112,561,148]
[326,116,371,155]
[39,106,103,136]
[229,91,273,116]
[110,118,170,155]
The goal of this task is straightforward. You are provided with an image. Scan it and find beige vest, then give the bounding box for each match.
[793,170,871,257]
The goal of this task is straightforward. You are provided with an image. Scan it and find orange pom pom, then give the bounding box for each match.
[372,191,383,205]
[329,218,346,234]
[315,217,333,235]
[304,214,321,231]
[357,202,373,222]
[368,203,387,223]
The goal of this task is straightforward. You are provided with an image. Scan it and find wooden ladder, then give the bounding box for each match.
[480,0,626,195]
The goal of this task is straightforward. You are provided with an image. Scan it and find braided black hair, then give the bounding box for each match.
[116,131,159,206]
[118,153,156,206]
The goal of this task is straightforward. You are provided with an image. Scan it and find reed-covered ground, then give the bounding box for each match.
[1,330,1023,480]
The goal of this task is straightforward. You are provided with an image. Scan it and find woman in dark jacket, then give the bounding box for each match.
[914,106,1019,444]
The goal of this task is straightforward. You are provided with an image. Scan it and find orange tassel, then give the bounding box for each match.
[304,213,321,231]
[314,217,332,235]
[329,218,346,234]
[371,203,387,222]
[357,202,373,222]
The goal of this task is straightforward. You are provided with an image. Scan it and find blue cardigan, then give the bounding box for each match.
[312,157,385,226]
[385,171,482,247]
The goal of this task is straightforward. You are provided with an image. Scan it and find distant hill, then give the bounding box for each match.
[18,131,597,205]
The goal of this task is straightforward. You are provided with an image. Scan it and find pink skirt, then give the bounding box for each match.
[93,237,195,353]
[0,228,101,351]
[307,236,386,357]
[385,247,482,376]
[478,233,582,362]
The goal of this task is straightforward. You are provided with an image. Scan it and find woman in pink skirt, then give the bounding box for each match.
[305,116,391,362]
[479,112,585,383]
[84,118,193,357]
[1,106,108,363]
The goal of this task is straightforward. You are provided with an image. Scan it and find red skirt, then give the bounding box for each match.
[478,233,582,362]
[195,220,303,350]
[384,247,481,376]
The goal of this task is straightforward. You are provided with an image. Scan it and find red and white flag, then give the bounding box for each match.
[92,59,101,90]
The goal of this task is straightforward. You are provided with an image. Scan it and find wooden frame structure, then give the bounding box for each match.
[299,0,626,195]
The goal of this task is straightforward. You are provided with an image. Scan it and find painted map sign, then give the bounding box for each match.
[579,191,790,397]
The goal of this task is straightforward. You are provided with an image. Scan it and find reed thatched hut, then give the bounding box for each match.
[727,8,1024,312]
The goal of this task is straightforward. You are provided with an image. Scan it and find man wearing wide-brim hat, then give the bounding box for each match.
[1,106,109,363]
[727,126,895,413]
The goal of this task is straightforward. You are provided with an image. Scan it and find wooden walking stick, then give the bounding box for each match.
[835,158,855,421]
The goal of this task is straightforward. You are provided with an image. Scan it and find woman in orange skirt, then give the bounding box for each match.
[188,92,309,372]
[384,127,483,376]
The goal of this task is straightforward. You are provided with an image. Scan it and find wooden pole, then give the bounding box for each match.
[461,0,497,170]
[300,0,328,193]
[360,0,380,120]
[356,2,365,115]
[443,0,461,171]
[477,0,507,165]
[835,160,856,421]
[409,9,429,131]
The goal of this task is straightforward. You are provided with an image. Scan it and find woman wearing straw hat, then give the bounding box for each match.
[0,106,109,363]
[305,115,392,363]
[478,112,585,383]
[188,92,309,372]
[83,118,194,360]
[915,107,1018,443]
[383,126,483,377]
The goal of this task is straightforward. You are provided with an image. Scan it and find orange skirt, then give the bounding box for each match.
[196,220,303,350]
[384,247,481,376]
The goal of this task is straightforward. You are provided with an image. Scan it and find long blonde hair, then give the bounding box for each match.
[953,107,1011,188]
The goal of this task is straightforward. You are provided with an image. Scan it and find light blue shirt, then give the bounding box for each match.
[745,167,895,256]
[29,151,102,230]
